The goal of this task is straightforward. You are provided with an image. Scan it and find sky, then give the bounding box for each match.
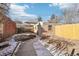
[9,3,63,22]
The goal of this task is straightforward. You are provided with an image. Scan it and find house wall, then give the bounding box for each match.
[34,24,38,33]
[3,16,16,39]
[0,14,16,42]
[0,23,3,41]
[0,23,3,33]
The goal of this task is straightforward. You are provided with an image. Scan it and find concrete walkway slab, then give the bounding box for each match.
[15,39,37,56]
[33,40,52,56]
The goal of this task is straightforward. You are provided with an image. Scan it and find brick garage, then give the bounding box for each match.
[0,13,16,42]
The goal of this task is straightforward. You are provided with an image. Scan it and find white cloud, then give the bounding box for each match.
[9,4,37,21]
[49,4,53,7]
[58,3,78,9]
[58,4,70,9]
[49,3,76,9]
[52,3,59,6]
[49,3,59,7]
[10,4,26,12]
[49,3,73,9]
[24,4,30,9]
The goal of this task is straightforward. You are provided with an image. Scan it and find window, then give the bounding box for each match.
[48,25,52,30]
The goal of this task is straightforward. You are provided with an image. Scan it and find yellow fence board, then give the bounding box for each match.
[55,24,79,40]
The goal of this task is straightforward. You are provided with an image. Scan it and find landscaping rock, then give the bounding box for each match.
[14,33,36,41]
[0,39,18,56]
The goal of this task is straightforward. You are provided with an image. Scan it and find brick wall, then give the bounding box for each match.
[3,16,16,39]
[0,13,16,42]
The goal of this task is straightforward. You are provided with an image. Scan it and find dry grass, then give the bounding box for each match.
[41,34,79,55]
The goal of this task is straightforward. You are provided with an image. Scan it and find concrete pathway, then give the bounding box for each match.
[15,39,37,56]
[15,36,52,56]
[33,39,52,56]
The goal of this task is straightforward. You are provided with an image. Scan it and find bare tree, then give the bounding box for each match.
[37,16,42,22]
[62,3,79,24]
[49,14,62,24]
